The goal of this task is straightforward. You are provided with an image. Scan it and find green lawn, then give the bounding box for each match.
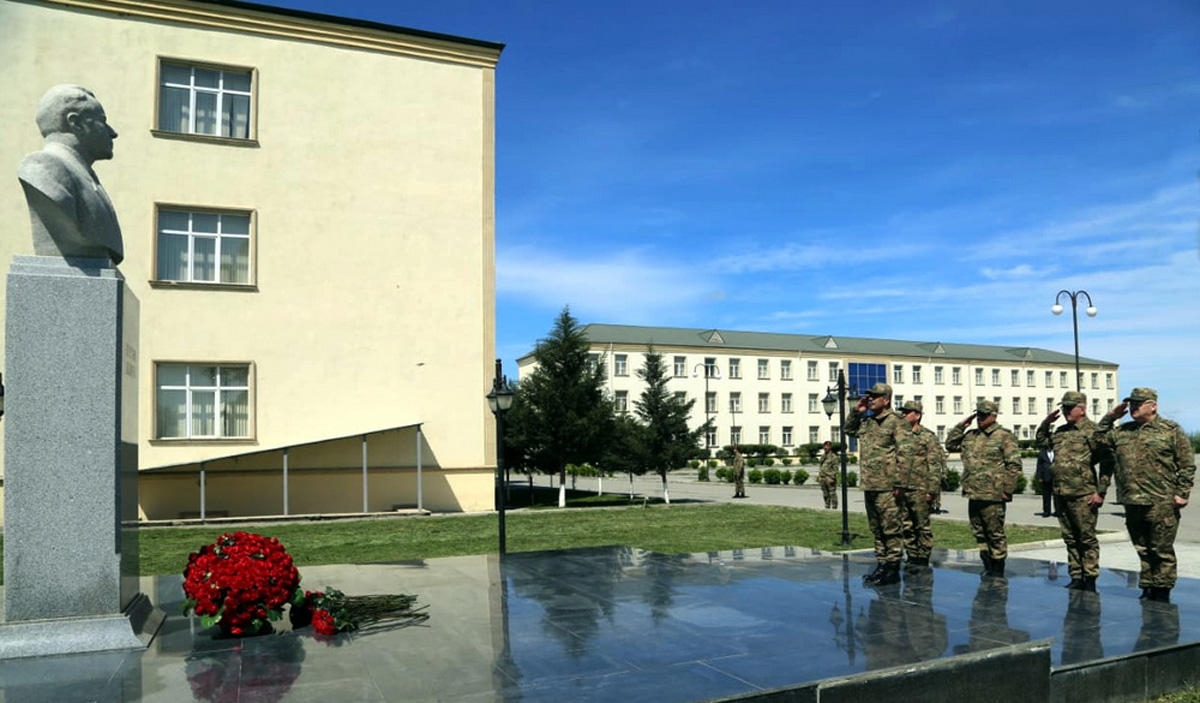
[0,500,1065,582]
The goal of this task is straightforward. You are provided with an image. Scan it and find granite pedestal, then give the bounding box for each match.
[1,255,158,658]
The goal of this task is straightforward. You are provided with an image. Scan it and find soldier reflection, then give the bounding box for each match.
[1060,590,1103,665]
[1134,600,1180,653]
[861,569,948,670]
[955,576,1030,654]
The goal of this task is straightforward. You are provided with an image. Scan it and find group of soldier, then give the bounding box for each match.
[840,382,1195,601]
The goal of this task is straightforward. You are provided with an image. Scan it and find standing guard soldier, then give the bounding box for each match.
[946,399,1022,577]
[897,400,946,570]
[732,447,747,499]
[1036,390,1112,591]
[844,382,907,586]
[1095,388,1195,602]
[818,440,839,509]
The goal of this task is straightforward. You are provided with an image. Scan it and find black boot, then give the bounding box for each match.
[1066,577,1085,590]
[1081,576,1097,592]
[987,558,1006,577]
[905,556,929,572]
[979,551,993,575]
[863,563,887,584]
[1152,587,1172,603]
[871,562,900,586]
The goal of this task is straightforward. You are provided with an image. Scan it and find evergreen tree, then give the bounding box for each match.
[633,345,706,504]
[508,307,613,507]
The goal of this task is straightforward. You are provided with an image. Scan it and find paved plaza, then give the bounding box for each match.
[2,463,1199,702]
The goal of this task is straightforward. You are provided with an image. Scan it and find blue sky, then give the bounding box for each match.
[266,1,1199,431]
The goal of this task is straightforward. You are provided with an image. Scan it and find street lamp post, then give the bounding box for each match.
[693,361,721,455]
[822,369,852,546]
[486,359,514,556]
[1051,290,1097,392]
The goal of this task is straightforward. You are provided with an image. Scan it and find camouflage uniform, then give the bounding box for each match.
[945,403,1021,568]
[897,421,947,562]
[844,388,907,568]
[818,449,839,509]
[1094,389,1195,591]
[1035,395,1112,584]
[732,452,746,498]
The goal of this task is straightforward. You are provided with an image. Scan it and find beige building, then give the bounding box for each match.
[0,0,503,520]
[530,324,1120,453]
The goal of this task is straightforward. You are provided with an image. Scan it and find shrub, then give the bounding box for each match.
[846,455,858,464]
[781,470,792,485]
[1015,473,1028,494]
[715,467,728,481]
[794,468,810,485]
[942,469,961,493]
[707,459,718,469]
[748,469,763,484]
[762,457,775,467]
[698,466,710,482]
[781,457,793,466]
[763,468,781,485]
[747,458,759,468]
[688,460,701,469]
[846,471,858,487]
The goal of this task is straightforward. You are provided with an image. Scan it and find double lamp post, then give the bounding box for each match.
[1051,289,1097,392]
[821,369,852,546]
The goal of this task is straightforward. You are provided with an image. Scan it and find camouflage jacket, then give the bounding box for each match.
[818,451,839,481]
[1094,414,1195,505]
[898,424,947,492]
[945,424,1021,501]
[1034,416,1112,498]
[844,408,906,491]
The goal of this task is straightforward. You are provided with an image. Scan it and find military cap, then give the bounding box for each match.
[975,399,999,415]
[1060,391,1087,407]
[900,400,923,414]
[1123,387,1158,403]
[864,382,892,397]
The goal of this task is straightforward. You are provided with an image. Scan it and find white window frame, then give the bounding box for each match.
[729,392,742,413]
[782,426,793,447]
[758,393,770,413]
[808,426,819,444]
[808,394,819,413]
[912,365,922,384]
[781,393,793,413]
[758,358,770,380]
[614,354,628,377]
[155,362,252,439]
[781,359,792,380]
[807,360,819,381]
[952,367,961,385]
[729,358,741,379]
[953,396,963,414]
[975,368,984,385]
[673,356,686,378]
[1027,370,1035,387]
[828,362,839,382]
[155,206,253,285]
[935,396,945,414]
[157,59,255,140]
[1011,370,1020,386]
[758,426,770,444]
[893,365,903,384]
[1028,397,1037,414]
[614,390,628,413]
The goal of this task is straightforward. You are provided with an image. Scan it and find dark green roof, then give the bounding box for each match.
[519,323,1116,367]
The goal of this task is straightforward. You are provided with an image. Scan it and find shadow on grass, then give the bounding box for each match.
[503,485,702,510]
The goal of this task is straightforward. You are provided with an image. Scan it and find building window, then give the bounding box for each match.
[1047,397,1055,414]
[952,367,961,385]
[731,426,742,446]
[912,365,922,383]
[975,368,984,385]
[991,369,1000,385]
[1011,370,1020,386]
[781,393,793,413]
[155,208,251,284]
[673,356,686,377]
[1026,370,1035,387]
[706,428,717,448]
[673,391,686,403]
[808,426,819,444]
[156,363,250,438]
[831,427,841,443]
[587,353,599,371]
[1091,398,1100,415]
[706,392,717,414]
[781,359,793,380]
[936,426,946,442]
[807,360,819,381]
[1077,372,1084,388]
[1027,397,1036,414]
[934,366,944,384]
[1090,372,1099,390]
[1045,371,1054,387]
[808,393,819,413]
[953,396,963,414]
[758,393,770,413]
[847,362,886,396]
[158,61,253,139]
[729,392,742,413]
[1106,373,1114,389]
[704,357,718,378]
[614,390,628,413]
[1060,371,1068,388]
[729,358,741,379]
[614,354,628,376]
[895,395,904,408]
[1012,398,1021,414]
[758,359,770,379]
[893,365,904,384]
[782,426,793,446]
[828,361,839,382]
[759,426,770,444]
[935,396,944,414]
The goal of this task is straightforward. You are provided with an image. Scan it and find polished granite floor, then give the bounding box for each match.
[0,546,1194,702]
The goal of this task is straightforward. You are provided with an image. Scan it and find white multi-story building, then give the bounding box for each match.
[523,323,1120,453]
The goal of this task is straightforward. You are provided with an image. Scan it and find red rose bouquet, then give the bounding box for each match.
[290,587,424,637]
[182,531,302,637]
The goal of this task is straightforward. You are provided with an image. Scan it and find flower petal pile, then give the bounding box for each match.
[181,531,302,637]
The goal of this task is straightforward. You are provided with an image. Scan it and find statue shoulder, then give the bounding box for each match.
[18,149,76,198]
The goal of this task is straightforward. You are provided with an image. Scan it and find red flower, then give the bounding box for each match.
[312,608,338,636]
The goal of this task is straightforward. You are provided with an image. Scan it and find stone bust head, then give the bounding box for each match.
[17,84,124,265]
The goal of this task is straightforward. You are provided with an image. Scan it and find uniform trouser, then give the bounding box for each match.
[864,490,904,564]
[1054,493,1100,579]
[820,477,838,508]
[734,473,745,496]
[897,489,934,560]
[1041,481,1054,515]
[1124,503,1181,589]
[968,499,1008,561]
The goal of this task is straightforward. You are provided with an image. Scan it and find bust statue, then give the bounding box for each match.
[17,85,124,265]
